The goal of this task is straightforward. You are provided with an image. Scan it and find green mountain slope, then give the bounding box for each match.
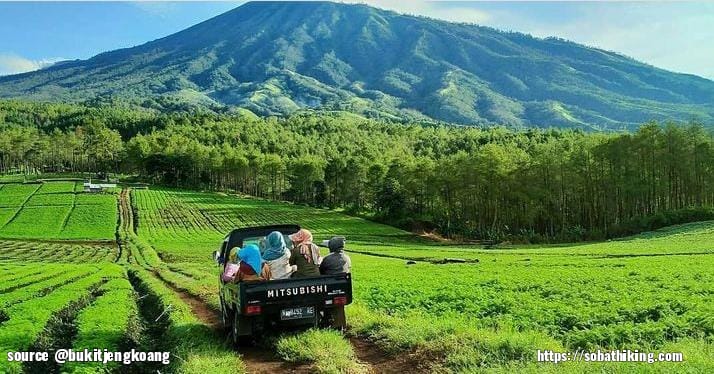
[1,1,713,129]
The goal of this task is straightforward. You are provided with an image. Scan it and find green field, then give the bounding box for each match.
[132,188,409,263]
[1,183,713,373]
[0,182,117,241]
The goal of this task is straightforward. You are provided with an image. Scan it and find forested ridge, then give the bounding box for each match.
[2,1,714,129]
[2,100,714,242]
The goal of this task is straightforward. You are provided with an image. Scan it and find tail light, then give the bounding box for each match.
[333,296,348,305]
[245,305,262,315]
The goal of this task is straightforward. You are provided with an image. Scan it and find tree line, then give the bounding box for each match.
[2,100,714,242]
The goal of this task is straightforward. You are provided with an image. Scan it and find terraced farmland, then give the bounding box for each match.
[2,182,714,373]
[0,239,118,263]
[0,182,117,240]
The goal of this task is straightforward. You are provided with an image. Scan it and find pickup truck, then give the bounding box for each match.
[214,225,353,344]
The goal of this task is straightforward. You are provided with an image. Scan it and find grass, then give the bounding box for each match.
[275,329,365,373]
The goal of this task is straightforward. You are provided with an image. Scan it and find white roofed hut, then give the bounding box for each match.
[83,182,116,193]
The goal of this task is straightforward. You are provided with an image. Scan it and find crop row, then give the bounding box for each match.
[64,276,139,373]
[0,264,124,373]
[0,264,140,373]
[0,240,118,263]
[0,267,69,294]
[0,266,99,308]
[132,188,407,251]
[128,268,243,373]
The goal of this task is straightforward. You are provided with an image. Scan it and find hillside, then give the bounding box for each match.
[1,1,714,129]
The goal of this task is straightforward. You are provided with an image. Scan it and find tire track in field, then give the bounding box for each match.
[349,336,426,374]
[118,188,132,263]
[150,270,314,373]
[58,191,77,232]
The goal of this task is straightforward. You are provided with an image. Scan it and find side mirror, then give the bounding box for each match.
[212,250,222,265]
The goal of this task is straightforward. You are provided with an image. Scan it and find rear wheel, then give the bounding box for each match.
[331,306,347,331]
[231,312,254,347]
[320,307,347,331]
[221,303,234,332]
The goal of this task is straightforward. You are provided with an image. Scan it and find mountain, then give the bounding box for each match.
[1,1,714,129]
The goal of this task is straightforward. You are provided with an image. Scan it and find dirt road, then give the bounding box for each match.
[158,277,410,373]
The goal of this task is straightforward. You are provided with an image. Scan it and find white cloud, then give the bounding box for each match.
[0,54,64,76]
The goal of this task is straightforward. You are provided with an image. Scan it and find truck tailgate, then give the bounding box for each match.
[240,273,352,310]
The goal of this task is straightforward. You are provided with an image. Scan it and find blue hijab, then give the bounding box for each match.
[239,244,263,275]
[263,231,287,261]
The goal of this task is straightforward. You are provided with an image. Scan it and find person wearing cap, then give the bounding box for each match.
[289,228,322,278]
[319,236,351,275]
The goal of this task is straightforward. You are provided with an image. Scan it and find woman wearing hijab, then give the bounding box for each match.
[262,231,297,279]
[221,246,242,282]
[288,228,322,278]
[236,244,272,282]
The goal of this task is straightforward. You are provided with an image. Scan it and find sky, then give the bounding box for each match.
[0,1,713,80]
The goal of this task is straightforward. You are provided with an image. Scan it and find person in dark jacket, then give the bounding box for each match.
[319,236,351,275]
[289,228,322,278]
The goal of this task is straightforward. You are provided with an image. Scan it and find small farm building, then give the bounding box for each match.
[83,182,116,192]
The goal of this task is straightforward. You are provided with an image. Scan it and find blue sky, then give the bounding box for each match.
[1,1,713,80]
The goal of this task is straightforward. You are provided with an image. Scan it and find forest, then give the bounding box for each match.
[1,99,713,242]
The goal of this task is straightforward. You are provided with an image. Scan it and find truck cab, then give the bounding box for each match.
[214,225,352,344]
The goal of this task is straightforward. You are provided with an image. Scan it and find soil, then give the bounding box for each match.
[349,337,428,374]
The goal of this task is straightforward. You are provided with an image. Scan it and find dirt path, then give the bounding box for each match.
[156,271,223,330]
[117,188,132,262]
[352,337,428,374]
[119,188,133,234]
[152,271,414,373]
[154,272,315,373]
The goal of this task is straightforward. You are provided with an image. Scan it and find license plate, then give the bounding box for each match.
[280,307,315,320]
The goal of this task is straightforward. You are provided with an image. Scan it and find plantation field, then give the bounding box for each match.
[0,263,126,373]
[0,182,117,240]
[131,187,714,372]
[132,188,409,263]
[1,183,713,373]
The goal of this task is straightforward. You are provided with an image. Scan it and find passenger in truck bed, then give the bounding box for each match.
[236,244,272,282]
[289,228,322,278]
[320,236,351,275]
[221,246,241,282]
[262,231,297,279]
